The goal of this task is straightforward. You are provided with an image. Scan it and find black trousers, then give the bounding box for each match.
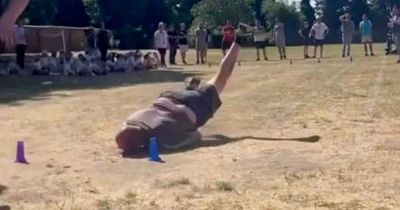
[16,44,26,68]
[169,44,177,64]
[99,47,108,62]
[158,48,167,66]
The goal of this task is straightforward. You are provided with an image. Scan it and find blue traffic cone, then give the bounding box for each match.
[15,141,29,164]
[149,137,162,162]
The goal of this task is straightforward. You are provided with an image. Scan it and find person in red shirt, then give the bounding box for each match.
[221,20,236,55]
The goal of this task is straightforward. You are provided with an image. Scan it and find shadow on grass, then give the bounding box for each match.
[0,70,202,105]
[124,134,321,159]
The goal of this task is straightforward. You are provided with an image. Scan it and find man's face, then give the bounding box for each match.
[362,14,368,21]
[199,23,204,29]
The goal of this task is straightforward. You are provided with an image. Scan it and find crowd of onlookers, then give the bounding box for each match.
[0,49,161,76]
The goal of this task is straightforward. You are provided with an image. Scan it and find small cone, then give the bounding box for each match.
[317,58,321,63]
[290,59,293,65]
[149,137,162,162]
[208,63,211,68]
[238,61,241,66]
[350,56,353,62]
[15,141,28,164]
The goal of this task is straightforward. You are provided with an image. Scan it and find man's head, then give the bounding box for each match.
[344,13,351,21]
[116,125,149,154]
[158,22,165,31]
[362,13,368,21]
[304,21,309,28]
[180,22,186,30]
[393,5,399,15]
[199,22,205,29]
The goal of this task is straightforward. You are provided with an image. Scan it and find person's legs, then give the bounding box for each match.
[342,43,346,57]
[278,47,283,59]
[158,48,166,67]
[282,47,287,58]
[196,47,200,64]
[320,45,324,58]
[313,43,317,58]
[363,43,368,55]
[100,47,107,62]
[207,43,240,94]
[256,47,260,61]
[16,44,25,68]
[369,42,374,56]
[181,47,187,64]
[262,47,267,60]
[201,48,206,64]
[169,45,177,64]
[347,43,351,56]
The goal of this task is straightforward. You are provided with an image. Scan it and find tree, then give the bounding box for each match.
[300,0,315,23]
[22,0,58,25]
[55,0,90,27]
[263,0,302,45]
[191,0,254,27]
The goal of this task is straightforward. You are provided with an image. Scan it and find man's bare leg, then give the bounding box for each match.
[207,43,240,94]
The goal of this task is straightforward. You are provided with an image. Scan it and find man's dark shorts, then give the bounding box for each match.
[314,39,324,47]
[222,41,233,52]
[303,38,311,46]
[255,41,266,49]
[159,84,222,128]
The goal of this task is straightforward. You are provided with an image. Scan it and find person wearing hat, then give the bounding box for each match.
[116,43,240,155]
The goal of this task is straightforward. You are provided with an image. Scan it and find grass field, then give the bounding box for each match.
[1,44,400,210]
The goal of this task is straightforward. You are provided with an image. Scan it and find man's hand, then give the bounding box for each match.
[0,0,30,48]
[0,16,16,48]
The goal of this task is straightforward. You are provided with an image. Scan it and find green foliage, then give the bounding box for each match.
[263,0,302,45]
[300,0,315,23]
[191,0,254,28]
[22,0,57,25]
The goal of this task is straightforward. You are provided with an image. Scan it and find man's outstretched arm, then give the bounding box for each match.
[207,43,240,94]
[0,0,30,47]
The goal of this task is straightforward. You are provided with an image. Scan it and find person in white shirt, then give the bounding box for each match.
[310,17,329,58]
[388,5,400,63]
[253,23,268,61]
[154,22,168,68]
[14,19,26,68]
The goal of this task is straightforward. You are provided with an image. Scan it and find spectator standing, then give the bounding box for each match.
[310,17,329,58]
[178,22,189,64]
[273,17,286,60]
[167,24,178,65]
[97,22,109,62]
[195,22,208,64]
[339,13,355,57]
[154,22,168,68]
[298,21,311,59]
[221,20,236,56]
[359,14,375,56]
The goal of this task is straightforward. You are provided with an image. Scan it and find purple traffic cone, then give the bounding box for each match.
[15,141,29,164]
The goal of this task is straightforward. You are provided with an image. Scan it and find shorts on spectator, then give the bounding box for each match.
[362,35,373,43]
[178,45,189,53]
[314,39,324,47]
[255,41,266,49]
